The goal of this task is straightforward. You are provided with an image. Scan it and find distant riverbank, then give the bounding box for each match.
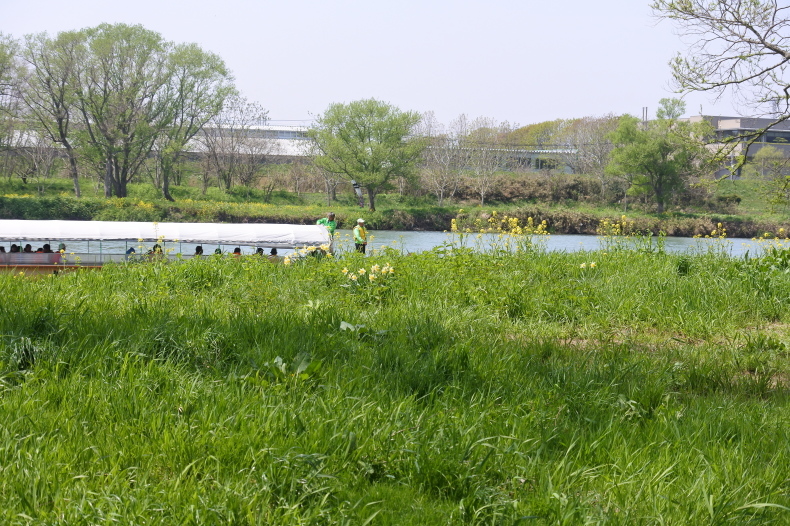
[2,194,789,239]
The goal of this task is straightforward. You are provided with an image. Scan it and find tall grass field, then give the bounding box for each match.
[1,235,789,524]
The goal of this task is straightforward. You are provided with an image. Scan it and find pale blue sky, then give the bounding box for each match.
[2,0,739,127]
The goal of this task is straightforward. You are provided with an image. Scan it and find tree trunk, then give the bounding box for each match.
[325,180,332,206]
[162,171,174,201]
[367,187,376,211]
[67,149,80,198]
[104,158,113,198]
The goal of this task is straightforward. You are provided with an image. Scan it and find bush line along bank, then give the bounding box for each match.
[2,194,789,238]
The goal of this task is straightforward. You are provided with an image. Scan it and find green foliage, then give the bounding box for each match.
[607,105,715,213]
[18,24,232,199]
[506,119,568,146]
[0,195,101,219]
[309,99,427,211]
[741,146,790,211]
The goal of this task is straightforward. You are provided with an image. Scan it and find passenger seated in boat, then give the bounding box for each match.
[214,248,222,255]
[0,246,5,253]
[194,245,203,256]
[10,244,19,253]
[255,247,264,256]
[233,247,241,256]
[147,244,164,260]
[126,247,136,255]
[58,243,66,252]
[268,248,279,262]
[35,247,44,253]
[43,244,53,253]
[23,244,33,253]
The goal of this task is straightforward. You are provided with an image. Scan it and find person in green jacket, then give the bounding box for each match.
[316,212,337,235]
[353,218,368,254]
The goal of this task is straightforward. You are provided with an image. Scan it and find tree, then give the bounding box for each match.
[308,99,425,211]
[74,24,173,198]
[21,31,85,197]
[462,117,514,205]
[197,95,273,195]
[607,99,713,213]
[653,1,790,131]
[552,114,620,200]
[0,33,17,106]
[0,33,21,173]
[507,119,567,148]
[416,111,467,205]
[14,128,60,193]
[298,139,343,206]
[742,145,790,210]
[154,43,235,201]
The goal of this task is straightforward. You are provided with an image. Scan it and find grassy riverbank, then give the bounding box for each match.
[1,237,789,523]
[2,178,790,237]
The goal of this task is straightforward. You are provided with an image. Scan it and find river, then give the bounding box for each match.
[16,230,768,258]
[343,230,764,257]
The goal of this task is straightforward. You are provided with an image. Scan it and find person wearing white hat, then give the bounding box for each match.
[353,218,368,254]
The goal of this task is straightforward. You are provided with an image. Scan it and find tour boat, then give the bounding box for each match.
[0,219,332,273]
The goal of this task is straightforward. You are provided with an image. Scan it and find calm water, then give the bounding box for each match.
[4,231,766,258]
[340,230,763,257]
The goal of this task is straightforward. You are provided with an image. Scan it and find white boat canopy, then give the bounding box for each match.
[0,220,332,249]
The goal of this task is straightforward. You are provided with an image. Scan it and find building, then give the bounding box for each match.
[685,115,790,177]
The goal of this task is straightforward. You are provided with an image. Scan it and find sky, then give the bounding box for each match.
[1,0,741,128]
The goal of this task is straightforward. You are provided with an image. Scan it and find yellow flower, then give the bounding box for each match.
[580,263,586,269]
[369,274,376,281]
[358,268,366,275]
[350,274,358,281]
[590,262,596,268]
[371,264,380,273]
[341,267,349,274]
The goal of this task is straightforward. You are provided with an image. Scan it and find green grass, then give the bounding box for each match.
[1,239,789,524]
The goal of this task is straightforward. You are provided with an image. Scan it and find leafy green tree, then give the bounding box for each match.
[0,34,23,182]
[742,145,790,211]
[607,99,713,213]
[154,43,235,201]
[0,34,19,148]
[308,99,425,211]
[507,119,567,147]
[21,31,85,197]
[0,33,17,109]
[20,25,233,200]
[74,24,173,198]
